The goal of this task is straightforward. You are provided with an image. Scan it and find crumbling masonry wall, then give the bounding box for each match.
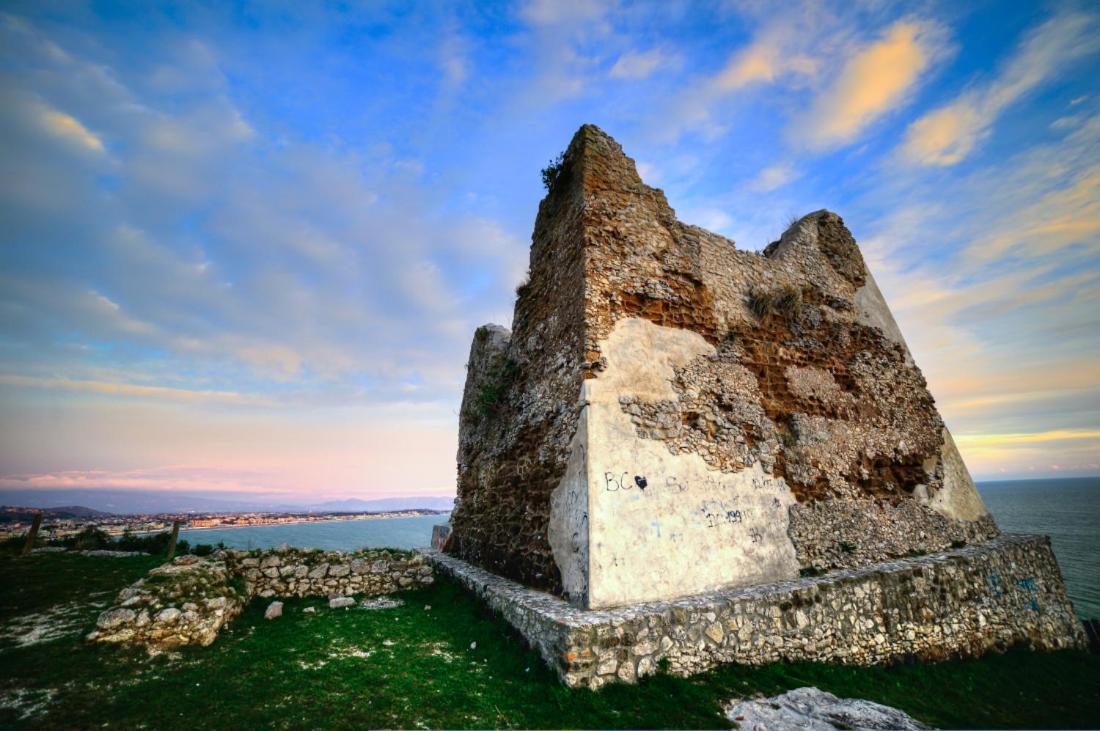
[448,124,999,608]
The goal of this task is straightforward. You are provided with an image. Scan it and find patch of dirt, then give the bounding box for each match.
[0,602,93,649]
[0,687,56,721]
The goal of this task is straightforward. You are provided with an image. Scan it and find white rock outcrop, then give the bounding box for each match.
[726,687,928,730]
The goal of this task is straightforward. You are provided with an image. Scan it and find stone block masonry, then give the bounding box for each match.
[224,546,433,598]
[425,534,1087,689]
[88,547,433,653]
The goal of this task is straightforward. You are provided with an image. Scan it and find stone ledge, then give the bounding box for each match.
[423,534,1087,688]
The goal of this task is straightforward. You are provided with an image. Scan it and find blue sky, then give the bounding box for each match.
[1,0,1098,501]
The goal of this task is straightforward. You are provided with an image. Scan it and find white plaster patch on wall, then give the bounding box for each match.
[931,427,989,522]
[854,270,915,367]
[548,402,591,604]
[583,317,800,609]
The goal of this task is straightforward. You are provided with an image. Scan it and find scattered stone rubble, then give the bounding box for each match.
[88,547,433,653]
[725,687,929,730]
[86,555,245,650]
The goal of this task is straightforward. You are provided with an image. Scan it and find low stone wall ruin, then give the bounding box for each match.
[224,547,433,598]
[86,555,247,650]
[88,547,433,653]
[425,533,1087,689]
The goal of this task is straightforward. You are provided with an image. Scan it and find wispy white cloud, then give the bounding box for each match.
[852,102,1100,476]
[2,2,1097,490]
[37,105,105,152]
[960,116,1100,264]
[747,162,800,192]
[0,466,285,494]
[658,8,829,141]
[0,15,527,405]
[0,374,270,405]
[798,19,950,150]
[608,48,674,79]
[520,0,611,28]
[438,28,469,90]
[901,12,1100,166]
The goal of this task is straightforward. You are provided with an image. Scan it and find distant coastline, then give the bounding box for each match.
[180,510,447,533]
[176,512,448,551]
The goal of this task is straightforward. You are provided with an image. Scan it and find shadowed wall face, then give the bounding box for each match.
[450,125,997,608]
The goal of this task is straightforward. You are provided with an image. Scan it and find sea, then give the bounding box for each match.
[180,476,1100,619]
[180,513,448,553]
[978,477,1099,619]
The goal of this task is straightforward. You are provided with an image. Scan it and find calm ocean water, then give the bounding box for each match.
[180,477,1100,618]
[180,513,448,552]
[978,477,1100,619]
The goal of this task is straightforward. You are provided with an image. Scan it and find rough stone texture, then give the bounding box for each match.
[89,548,433,653]
[85,555,246,651]
[425,534,1087,689]
[449,124,999,608]
[430,523,452,550]
[223,546,433,599]
[726,687,929,730]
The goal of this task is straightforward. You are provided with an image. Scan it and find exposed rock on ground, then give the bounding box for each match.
[725,687,929,730]
[264,601,283,620]
[85,554,245,650]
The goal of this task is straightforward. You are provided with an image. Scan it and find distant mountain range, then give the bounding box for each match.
[0,504,113,522]
[0,489,455,515]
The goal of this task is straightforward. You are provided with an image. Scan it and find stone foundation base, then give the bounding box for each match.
[423,534,1086,688]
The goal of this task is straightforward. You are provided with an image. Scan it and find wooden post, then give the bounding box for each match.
[20,512,43,557]
[166,520,181,560]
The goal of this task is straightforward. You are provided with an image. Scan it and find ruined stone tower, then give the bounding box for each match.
[448,124,998,610]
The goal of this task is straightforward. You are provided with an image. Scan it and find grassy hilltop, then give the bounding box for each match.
[1,552,1097,729]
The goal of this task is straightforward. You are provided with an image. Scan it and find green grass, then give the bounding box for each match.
[0,553,1097,729]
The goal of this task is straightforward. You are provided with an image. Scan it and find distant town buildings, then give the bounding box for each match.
[0,506,446,541]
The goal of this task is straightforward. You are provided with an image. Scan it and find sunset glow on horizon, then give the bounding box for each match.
[1,1,1098,504]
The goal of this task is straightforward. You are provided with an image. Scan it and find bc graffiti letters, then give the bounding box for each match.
[604,471,630,492]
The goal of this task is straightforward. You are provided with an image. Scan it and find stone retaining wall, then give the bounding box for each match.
[224,547,433,598]
[89,547,433,653]
[424,533,1087,689]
